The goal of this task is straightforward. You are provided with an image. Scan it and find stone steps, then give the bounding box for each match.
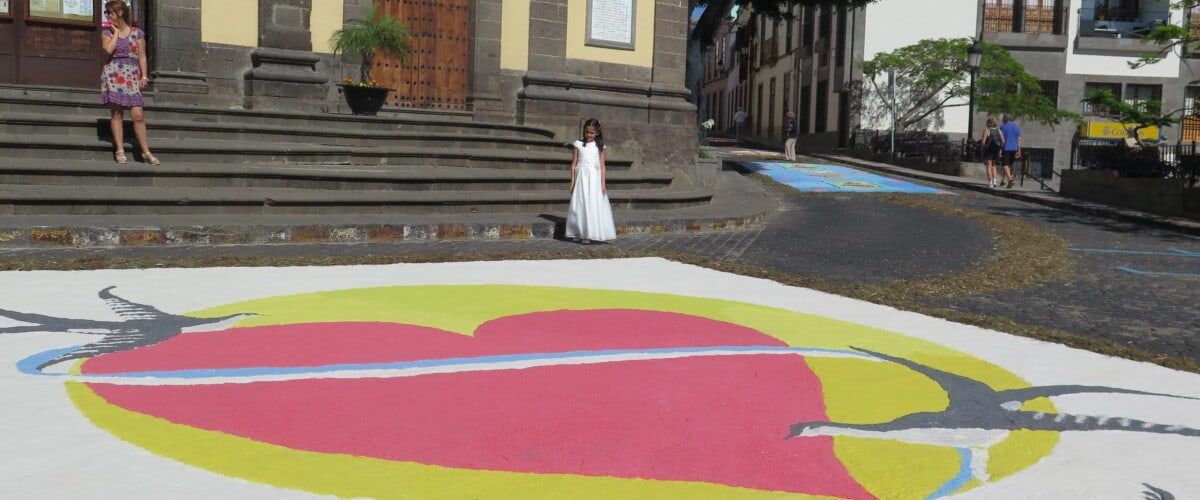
[0,135,634,170]
[0,94,557,139]
[0,173,771,247]
[0,183,713,215]
[0,113,573,152]
[0,159,673,191]
[0,89,698,219]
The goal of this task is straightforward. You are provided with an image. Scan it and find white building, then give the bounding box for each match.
[714,0,1200,175]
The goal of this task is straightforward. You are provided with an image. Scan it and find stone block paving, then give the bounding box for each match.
[0,226,768,266]
[926,189,1200,362]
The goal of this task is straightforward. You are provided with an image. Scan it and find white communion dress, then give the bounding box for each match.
[565,139,617,241]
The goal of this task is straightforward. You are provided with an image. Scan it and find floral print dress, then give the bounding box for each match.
[100,28,145,108]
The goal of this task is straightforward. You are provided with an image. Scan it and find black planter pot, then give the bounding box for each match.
[339,85,393,116]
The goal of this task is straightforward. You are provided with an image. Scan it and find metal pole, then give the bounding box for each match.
[967,66,977,158]
[888,69,896,159]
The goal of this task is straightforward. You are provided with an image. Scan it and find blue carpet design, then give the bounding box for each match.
[744,162,947,194]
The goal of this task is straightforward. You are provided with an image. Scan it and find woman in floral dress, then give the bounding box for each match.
[100,0,158,165]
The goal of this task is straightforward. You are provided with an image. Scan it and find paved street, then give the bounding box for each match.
[2,259,1199,499]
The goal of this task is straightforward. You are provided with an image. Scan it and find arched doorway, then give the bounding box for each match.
[372,0,470,110]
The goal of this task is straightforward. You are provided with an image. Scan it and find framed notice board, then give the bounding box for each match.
[586,0,636,51]
[27,0,97,25]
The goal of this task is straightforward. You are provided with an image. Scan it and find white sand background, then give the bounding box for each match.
[1,258,1197,499]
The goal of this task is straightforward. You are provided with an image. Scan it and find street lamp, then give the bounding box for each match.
[966,39,984,158]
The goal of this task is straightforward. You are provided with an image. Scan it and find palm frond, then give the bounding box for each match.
[328,2,412,61]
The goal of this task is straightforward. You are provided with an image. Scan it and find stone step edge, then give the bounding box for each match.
[0,161,673,182]
[0,95,558,138]
[0,185,709,204]
[0,213,763,248]
[0,113,566,145]
[0,135,636,166]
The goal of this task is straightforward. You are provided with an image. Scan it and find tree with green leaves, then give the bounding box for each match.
[686,0,877,120]
[1131,0,1200,68]
[860,38,1078,132]
[1081,89,1177,147]
[329,2,411,85]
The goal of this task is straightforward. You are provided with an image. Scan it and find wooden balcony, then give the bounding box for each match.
[983,4,1064,35]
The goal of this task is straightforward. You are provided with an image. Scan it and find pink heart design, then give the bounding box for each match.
[84,310,874,498]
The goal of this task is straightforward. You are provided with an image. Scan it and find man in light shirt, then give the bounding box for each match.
[734,108,748,145]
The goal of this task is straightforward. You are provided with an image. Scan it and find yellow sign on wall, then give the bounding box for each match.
[1079,120,1159,141]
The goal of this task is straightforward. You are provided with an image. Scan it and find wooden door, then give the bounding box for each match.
[0,0,148,88]
[373,0,471,110]
[0,1,16,83]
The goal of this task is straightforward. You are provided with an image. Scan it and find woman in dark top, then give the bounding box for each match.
[979,117,1004,189]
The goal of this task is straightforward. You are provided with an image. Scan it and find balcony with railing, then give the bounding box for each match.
[982,1,1068,48]
[1187,8,1200,56]
[983,2,1067,34]
[1078,7,1170,38]
[1076,7,1174,54]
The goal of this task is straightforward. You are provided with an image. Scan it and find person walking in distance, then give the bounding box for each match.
[566,119,617,244]
[999,114,1022,188]
[784,111,799,162]
[980,117,1005,189]
[100,0,159,165]
[734,108,748,145]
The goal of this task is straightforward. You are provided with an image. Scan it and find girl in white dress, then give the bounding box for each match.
[566,119,617,243]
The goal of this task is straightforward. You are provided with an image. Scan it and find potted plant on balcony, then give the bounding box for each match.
[330,3,411,116]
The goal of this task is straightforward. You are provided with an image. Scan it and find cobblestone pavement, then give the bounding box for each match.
[4,155,1198,364]
[927,187,1200,361]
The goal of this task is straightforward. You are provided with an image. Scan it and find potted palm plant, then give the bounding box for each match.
[330,3,411,116]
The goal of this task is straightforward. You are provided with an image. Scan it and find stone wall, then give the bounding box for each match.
[151,0,358,112]
[150,0,697,176]
[476,0,697,176]
[1061,169,1200,220]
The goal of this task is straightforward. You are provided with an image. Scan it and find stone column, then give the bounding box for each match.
[652,0,688,86]
[527,0,567,73]
[244,0,330,111]
[646,0,695,167]
[150,0,209,104]
[470,0,505,120]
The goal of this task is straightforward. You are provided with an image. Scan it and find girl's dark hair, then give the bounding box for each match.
[105,1,132,27]
[581,118,605,151]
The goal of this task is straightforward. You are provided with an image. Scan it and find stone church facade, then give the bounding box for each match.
[0,0,695,171]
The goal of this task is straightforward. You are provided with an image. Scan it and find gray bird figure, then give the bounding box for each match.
[0,286,257,371]
[788,347,1200,482]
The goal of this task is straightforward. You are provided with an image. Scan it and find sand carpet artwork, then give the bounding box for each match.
[1,259,1197,499]
[744,162,947,194]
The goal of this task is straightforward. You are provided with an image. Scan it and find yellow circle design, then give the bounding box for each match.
[69,285,1058,499]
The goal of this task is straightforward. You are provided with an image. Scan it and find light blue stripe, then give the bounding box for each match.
[16,346,81,376]
[926,447,974,499]
[20,345,865,379]
[1070,248,1200,258]
[1116,267,1200,278]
